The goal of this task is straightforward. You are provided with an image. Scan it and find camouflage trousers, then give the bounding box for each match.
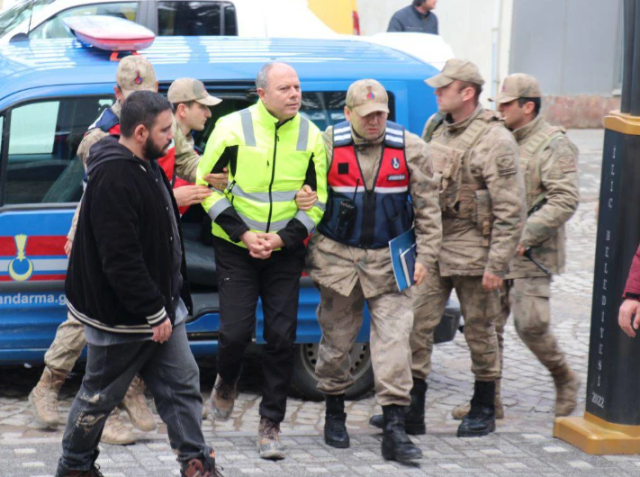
[315,284,414,406]
[411,273,501,381]
[495,277,566,374]
[44,313,87,373]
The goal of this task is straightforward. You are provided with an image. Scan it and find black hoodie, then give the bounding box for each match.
[66,136,192,334]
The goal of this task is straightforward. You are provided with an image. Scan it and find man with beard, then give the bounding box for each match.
[449,73,580,420]
[57,91,223,477]
[29,57,215,445]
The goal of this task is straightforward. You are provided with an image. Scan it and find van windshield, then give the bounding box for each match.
[0,0,54,36]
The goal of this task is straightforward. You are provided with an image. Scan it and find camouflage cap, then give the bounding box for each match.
[346,79,389,117]
[116,55,157,95]
[167,78,222,106]
[425,58,485,88]
[489,73,542,103]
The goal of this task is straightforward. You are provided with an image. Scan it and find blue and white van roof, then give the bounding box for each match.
[0,36,438,108]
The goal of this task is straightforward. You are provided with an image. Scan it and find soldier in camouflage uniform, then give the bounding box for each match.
[452,74,580,420]
[306,79,442,462]
[29,58,219,445]
[371,59,525,438]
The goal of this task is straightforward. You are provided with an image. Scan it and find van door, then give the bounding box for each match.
[0,94,115,365]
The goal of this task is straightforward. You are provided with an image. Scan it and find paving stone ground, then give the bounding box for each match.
[2,129,637,476]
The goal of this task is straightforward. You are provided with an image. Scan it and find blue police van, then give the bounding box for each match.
[0,35,460,399]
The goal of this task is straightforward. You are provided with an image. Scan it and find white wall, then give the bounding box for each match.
[357,0,513,104]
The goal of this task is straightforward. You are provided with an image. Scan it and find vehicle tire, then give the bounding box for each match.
[290,342,374,401]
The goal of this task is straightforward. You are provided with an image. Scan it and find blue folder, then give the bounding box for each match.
[389,227,416,292]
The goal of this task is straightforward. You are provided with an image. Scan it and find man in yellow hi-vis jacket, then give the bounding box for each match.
[196,62,327,460]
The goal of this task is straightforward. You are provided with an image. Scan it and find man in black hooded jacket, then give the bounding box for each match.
[56,91,222,477]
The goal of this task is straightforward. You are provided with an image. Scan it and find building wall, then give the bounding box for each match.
[357,0,513,103]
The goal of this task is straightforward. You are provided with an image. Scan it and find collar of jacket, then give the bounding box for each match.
[111,100,122,119]
[351,124,385,149]
[255,99,297,129]
[444,104,483,133]
[513,114,544,144]
[412,5,431,19]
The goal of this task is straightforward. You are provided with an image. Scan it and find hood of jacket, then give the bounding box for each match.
[86,136,145,176]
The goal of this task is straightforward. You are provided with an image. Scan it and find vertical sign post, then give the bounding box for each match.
[554,0,640,454]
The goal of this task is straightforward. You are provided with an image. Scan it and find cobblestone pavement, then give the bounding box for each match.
[3,129,638,476]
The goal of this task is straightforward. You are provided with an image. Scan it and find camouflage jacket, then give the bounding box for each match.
[306,126,442,299]
[506,116,579,278]
[422,105,525,277]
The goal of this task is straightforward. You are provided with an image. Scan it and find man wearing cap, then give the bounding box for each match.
[450,73,579,420]
[196,62,327,460]
[400,59,524,438]
[28,58,216,446]
[306,78,441,462]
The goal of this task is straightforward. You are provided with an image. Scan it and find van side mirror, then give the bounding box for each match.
[10,33,29,43]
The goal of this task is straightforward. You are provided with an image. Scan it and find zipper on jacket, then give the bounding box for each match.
[265,129,279,232]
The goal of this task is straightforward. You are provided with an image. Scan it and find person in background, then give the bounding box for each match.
[388,0,439,34]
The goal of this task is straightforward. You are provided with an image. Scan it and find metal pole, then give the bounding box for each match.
[629,0,640,115]
[622,0,636,113]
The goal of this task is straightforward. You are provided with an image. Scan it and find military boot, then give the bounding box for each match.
[257,417,285,460]
[324,394,349,448]
[551,365,580,417]
[182,450,225,477]
[29,366,67,428]
[380,405,423,462]
[451,379,504,420]
[206,375,238,422]
[457,381,496,438]
[369,378,428,435]
[121,376,157,432]
[100,410,136,445]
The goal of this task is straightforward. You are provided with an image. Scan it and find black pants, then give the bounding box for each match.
[214,237,305,423]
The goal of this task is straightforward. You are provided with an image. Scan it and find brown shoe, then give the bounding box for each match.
[552,365,580,417]
[29,366,67,428]
[100,410,136,445]
[181,450,225,477]
[121,376,157,432]
[258,417,285,460]
[206,375,237,422]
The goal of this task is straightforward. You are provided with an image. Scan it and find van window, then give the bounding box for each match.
[28,2,138,40]
[158,1,236,36]
[2,97,115,206]
[0,0,54,37]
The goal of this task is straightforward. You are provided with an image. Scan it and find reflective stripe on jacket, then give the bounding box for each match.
[197,100,328,247]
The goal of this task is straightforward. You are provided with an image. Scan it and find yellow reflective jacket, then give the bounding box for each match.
[197,100,328,248]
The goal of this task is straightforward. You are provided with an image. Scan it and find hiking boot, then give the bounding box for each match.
[55,464,104,477]
[258,417,285,460]
[121,376,156,432]
[457,381,496,438]
[452,379,504,420]
[324,394,349,448]
[380,405,423,462]
[100,410,136,445]
[369,378,427,435]
[182,449,225,477]
[29,366,67,428]
[551,365,580,417]
[206,375,238,422]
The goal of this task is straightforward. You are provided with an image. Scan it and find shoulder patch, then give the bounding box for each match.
[558,155,577,173]
[497,154,517,176]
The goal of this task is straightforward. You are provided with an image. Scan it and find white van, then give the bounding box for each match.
[0,0,338,44]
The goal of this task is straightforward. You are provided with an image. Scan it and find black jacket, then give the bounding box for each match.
[66,136,192,334]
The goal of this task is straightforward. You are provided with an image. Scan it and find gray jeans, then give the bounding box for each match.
[56,323,211,473]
